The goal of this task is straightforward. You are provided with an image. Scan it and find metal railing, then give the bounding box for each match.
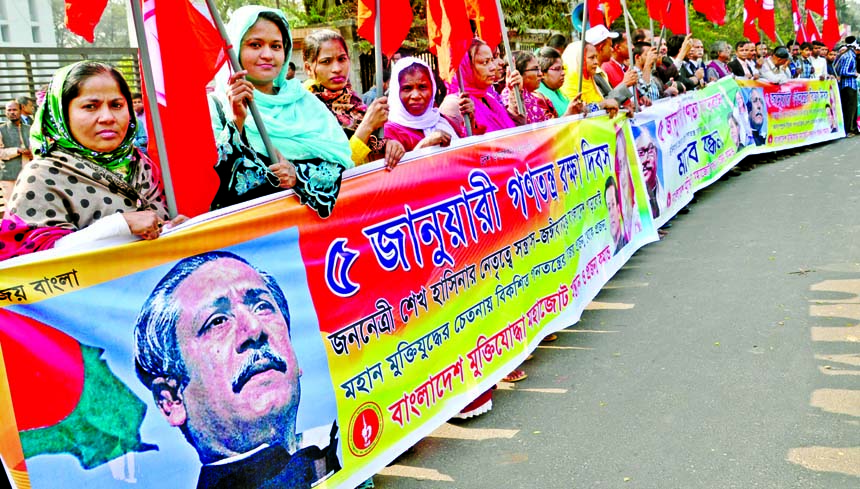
[0,47,141,104]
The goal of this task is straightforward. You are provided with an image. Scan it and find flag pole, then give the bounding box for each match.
[620,0,639,112]
[570,0,577,47]
[684,0,690,34]
[203,0,280,162]
[493,0,526,116]
[578,0,589,95]
[457,68,474,137]
[373,0,384,101]
[128,0,177,216]
[625,9,638,29]
[799,5,808,42]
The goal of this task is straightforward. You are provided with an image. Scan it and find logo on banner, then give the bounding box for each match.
[348,402,383,457]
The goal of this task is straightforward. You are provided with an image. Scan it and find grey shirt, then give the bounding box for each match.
[0,122,30,181]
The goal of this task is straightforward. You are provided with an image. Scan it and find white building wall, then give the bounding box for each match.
[0,0,57,47]
[0,0,57,103]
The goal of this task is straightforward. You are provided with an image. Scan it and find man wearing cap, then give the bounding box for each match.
[759,46,792,84]
[589,26,637,105]
[834,37,860,135]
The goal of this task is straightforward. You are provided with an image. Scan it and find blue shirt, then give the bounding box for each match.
[835,52,857,90]
[634,67,661,102]
[796,58,815,79]
[134,112,148,155]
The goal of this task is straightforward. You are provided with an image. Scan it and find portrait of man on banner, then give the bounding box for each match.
[604,175,627,255]
[134,250,341,489]
[632,123,663,219]
[742,87,768,146]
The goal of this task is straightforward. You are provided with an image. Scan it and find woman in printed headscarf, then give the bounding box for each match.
[211,6,353,217]
[383,56,471,152]
[1,61,180,260]
[302,29,405,169]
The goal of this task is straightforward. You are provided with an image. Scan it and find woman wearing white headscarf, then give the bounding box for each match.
[383,57,468,152]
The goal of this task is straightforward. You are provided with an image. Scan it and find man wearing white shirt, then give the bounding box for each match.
[810,40,828,79]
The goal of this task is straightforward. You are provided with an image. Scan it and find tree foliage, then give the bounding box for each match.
[50,0,860,52]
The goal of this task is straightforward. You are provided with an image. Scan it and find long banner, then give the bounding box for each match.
[630,77,844,227]
[0,78,843,489]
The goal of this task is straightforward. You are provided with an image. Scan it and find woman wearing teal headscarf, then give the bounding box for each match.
[210,6,353,217]
[1,61,178,259]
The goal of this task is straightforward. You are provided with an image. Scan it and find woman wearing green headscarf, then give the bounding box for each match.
[1,61,180,258]
[209,6,353,217]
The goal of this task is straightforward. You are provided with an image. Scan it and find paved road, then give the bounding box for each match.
[374,137,860,489]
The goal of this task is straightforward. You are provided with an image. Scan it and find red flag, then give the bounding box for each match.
[743,0,760,43]
[64,0,109,42]
[588,0,623,28]
[646,0,665,24]
[427,0,474,82]
[662,0,688,34]
[465,0,502,52]
[792,0,804,41]
[804,11,821,42]
[146,0,227,217]
[357,0,414,57]
[692,0,725,25]
[821,0,839,48]
[805,0,824,15]
[758,0,776,42]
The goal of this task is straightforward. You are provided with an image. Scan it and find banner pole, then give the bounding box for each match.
[203,0,280,163]
[684,0,690,34]
[626,9,638,29]
[128,0,177,216]
[578,0,590,95]
[373,0,384,101]
[621,0,640,112]
[570,0,577,45]
[799,5,808,42]
[457,68,474,136]
[494,0,526,117]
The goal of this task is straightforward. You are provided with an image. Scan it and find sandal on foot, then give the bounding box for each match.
[503,369,528,382]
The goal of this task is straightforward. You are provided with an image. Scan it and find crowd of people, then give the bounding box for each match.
[0,7,858,486]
